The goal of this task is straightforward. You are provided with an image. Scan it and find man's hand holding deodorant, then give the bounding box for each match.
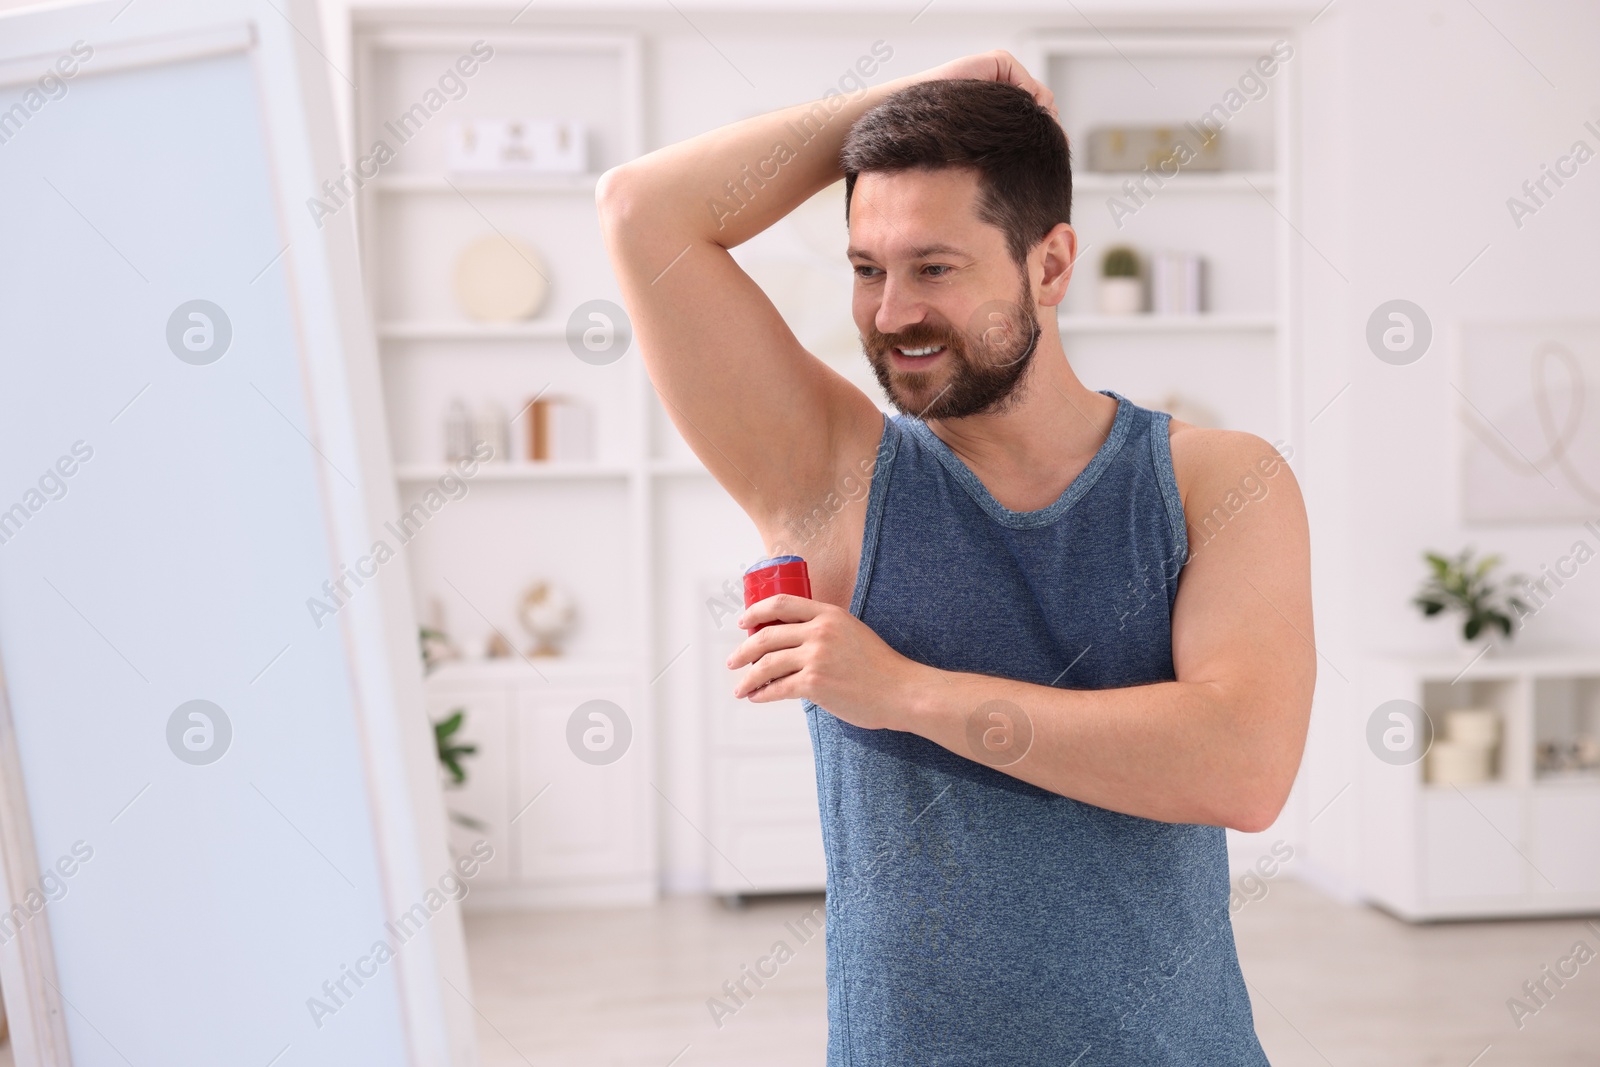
[726,554,930,731]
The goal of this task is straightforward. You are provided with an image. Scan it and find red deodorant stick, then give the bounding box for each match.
[742,555,812,633]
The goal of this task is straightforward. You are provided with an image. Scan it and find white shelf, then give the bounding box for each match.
[378,320,569,342]
[1073,171,1276,194]
[395,461,630,482]
[397,459,720,481]
[1377,652,1600,679]
[1058,313,1277,333]
[370,173,600,194]
[426,657,637,683]
[649,458,710,477]
[1533,772,1600,787]
[1030,32,1288,57]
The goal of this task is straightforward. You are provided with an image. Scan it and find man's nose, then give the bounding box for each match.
[875,276,927,337]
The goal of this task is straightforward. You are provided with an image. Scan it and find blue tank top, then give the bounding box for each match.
[801,390,1268,1066]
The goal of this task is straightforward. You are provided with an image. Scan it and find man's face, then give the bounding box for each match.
[848,167,1042,420]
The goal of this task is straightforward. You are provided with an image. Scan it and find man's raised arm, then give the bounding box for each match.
[594,51,1056,528]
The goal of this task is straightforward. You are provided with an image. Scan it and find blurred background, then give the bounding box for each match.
[1,0,1598,1064]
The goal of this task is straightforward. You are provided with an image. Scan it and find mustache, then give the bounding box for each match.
[866,323,960,352]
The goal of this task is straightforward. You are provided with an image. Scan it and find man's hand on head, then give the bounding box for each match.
[917,50,1057,118]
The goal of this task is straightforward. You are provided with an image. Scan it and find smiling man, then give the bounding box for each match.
[597,49,1313,1066]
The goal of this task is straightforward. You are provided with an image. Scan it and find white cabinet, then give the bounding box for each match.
[703,587,826,899]
[1530,788,1600,896]
[1359,656,1600,919]
[427,660,653,908]
[516,680,648,886]
[1419,788,1525,901]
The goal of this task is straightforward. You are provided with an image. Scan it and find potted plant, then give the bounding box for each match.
[1412,548,1529,656]
[1099,246,1142,315]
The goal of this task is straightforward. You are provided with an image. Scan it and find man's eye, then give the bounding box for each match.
[924,265,951,277]
[853,265,881,279]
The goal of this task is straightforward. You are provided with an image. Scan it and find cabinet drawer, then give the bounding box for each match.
[712,752,820,823]
[1421,788,1527,900]
[516,683,647,884]
[710,821,828,895]
[707,752,825,894]
[1530,788,1600,895]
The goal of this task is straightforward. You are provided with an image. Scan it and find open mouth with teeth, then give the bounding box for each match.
[893,343,947,361]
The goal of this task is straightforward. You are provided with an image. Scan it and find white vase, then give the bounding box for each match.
[1099,276,1142,315]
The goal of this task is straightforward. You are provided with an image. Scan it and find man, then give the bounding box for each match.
[598,49,1313,1066]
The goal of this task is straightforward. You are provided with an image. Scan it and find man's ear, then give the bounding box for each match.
[1036,223,1077,307]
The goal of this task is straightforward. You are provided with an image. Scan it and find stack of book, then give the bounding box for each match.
[526,395,595,462]
[1149,252,1206,315]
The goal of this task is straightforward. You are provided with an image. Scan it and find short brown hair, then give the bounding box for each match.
[839,79,1071,268]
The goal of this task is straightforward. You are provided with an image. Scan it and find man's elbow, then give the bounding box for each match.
[1223,762,1297,834]
[595,164,630,221]
[1227,798,1284,835]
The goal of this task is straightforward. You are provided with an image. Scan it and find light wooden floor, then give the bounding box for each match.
[0,880,1591,1064]
[459,878,1600,1066]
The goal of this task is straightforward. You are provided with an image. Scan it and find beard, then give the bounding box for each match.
[860,269,1042,421]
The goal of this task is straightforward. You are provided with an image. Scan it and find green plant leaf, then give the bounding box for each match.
[433,707,478,787]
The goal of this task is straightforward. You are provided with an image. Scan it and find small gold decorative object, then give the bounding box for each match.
[518,580,577,657]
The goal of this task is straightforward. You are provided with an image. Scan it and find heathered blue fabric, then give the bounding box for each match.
[800,390,1269,1066]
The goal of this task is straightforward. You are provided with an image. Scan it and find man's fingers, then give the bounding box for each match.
[735,648,802,699]
[986,50,1054,112]
[728,617,806,668]
[738,592,820,629]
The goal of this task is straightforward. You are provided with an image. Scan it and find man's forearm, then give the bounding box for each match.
[601,60,919,249]
[894,663,1296,832]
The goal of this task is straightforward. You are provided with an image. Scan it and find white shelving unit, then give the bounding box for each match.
[1023,32,1299,444]
[1358,655,1600,919]
[350,22,661,905]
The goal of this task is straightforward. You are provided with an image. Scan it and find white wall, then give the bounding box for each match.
[1294,0,1600,897]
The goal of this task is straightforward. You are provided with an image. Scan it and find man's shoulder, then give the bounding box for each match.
[1165,419,1300,516]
